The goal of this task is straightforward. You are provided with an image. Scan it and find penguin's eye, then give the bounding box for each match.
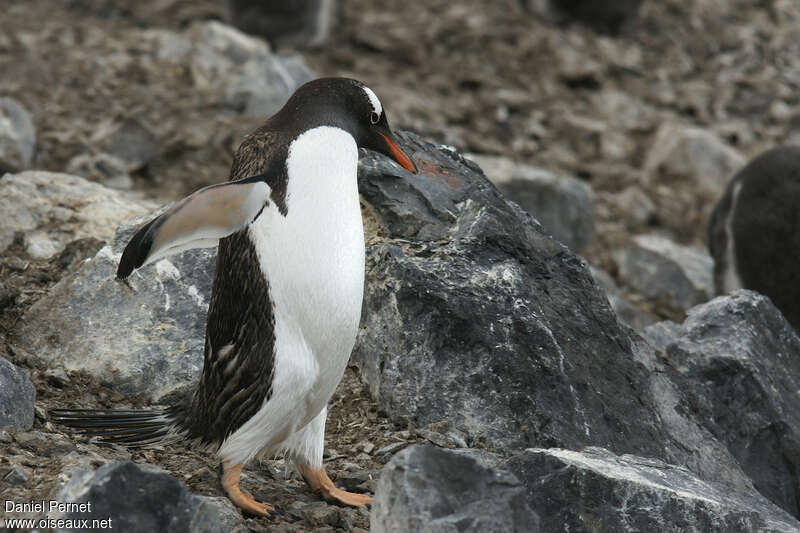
[370,111,380,125]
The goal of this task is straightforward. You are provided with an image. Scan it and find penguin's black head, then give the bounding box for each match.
[273,77,417,173]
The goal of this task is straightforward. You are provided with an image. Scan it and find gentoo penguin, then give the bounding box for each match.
[51,77,417,515]
[708,145,800,329]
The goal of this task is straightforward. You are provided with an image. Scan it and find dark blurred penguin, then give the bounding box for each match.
[225,0,338,48]
[521,0,643,35]
[51,78,417,516]
[708,146,800,329]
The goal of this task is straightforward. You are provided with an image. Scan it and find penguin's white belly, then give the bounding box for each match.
[251,126,364,430]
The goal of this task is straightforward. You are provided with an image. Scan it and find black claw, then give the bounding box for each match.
[116,276,136,293]
[268,507,284,517]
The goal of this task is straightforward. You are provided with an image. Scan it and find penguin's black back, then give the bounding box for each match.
[725,146,800,328]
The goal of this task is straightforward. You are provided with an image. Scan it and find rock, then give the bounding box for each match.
[225,0,338,48]
[371,445,538,533]
[589,266,654,331]
[355,132,670,459]
[54,461,245,533]
[0,171,156,259]
[631,334,758,493]
[0,97,35,171]
[643,290,800,518]
[3,463,29,485]
[66,152,134,190]
[614,233,714,312]
[468,154,596,250]
[644,123,746,194]
[225,52,313,118]
[0,356,35,431]
[92,119,157,171]
[523,0,643,34]
[183,21,315,118]
[0,279,17,311]
[505,447,800,533]
[615,185,656,225]
[17,208,214,402]
[707,146,800,330]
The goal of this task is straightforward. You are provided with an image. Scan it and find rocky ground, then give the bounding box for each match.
[2,0,800,532]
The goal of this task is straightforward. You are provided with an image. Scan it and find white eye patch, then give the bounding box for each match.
[362,86,383,118]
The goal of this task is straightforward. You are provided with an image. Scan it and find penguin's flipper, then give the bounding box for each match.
[117,176,271,279]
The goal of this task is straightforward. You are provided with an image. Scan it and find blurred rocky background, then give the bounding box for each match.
[2,0,800,532]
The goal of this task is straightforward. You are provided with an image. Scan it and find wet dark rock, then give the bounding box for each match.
[224,0,338,48]
[0,96,35,172]
[469,154,595,251]
[354,131,670,459]
[0,356,35,431]
[371,445,538,533]
[505,447,800,533]
[643,290,800,519]
[55,461,245,533]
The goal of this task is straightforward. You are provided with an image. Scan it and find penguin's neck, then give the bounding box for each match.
[249,126,365,360]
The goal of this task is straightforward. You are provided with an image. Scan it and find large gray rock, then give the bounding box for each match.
[225,0,337,48]
[54,461,245,533]
[18,209,214,402]
[614,233,714,313]
[0,171,155,259]
[354,132,670,459]
[644,123,746,194]
[643,290,800,519]
[0,356,35,431]
[183,21,314,118]
[505,447,800,533]
[144,21,314,118]
[469,154,595,251]
[0,97,35,172]
[371,445,537,533]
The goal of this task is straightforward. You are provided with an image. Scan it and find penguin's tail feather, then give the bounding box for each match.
[49,407,183,446]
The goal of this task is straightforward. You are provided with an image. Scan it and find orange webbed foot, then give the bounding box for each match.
[221,461,274,517]
[302,465,372,507]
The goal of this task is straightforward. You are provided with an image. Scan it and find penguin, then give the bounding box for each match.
[708,145,800,330]
[51,77,417,516]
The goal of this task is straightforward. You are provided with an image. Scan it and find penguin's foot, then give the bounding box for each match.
[222,461,274,517]
[302,466,372,507]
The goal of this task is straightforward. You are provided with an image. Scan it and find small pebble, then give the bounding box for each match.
[375,442,407,456]
[4,464,29,485]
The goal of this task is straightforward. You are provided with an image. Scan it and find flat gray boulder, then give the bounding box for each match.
[505,447,800,533]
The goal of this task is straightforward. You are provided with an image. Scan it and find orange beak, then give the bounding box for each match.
[378,131,418,174]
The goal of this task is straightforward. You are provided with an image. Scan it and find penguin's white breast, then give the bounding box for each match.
[248,126,365,394]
